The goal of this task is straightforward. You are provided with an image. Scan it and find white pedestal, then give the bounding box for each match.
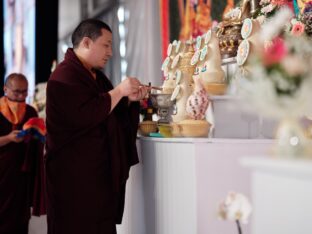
[117,142,146,234]
[241,157,312,234]
[140,137,273,234]
[141,138,197,234]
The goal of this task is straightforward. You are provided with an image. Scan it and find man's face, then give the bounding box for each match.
[88,29,113,69]
[4,79,28,102]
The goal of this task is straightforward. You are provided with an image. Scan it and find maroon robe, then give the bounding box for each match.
[0,105,45,234]
[45,48,139,234]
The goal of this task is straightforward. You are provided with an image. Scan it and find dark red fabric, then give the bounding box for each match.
[160,0,170,60]
[45,48,139,234]
[0,105,46,233]
[23,117,46,135]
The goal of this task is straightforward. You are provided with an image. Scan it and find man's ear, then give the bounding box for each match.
[81,37,91,49]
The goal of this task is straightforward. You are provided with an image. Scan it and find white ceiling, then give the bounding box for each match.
[58,0,81,39]
[58,0,116,40]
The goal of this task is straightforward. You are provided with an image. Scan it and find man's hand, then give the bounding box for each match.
[0,130,24,147]
[116,77,141,97]
[7,130,24,143]
[128,86,150,102]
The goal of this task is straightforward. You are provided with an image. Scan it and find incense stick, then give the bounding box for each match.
[140,84,163,91]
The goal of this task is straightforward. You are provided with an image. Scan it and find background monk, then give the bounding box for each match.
[0,73,45,234]
[45,19,149,234]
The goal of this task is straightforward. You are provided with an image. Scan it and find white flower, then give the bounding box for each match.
[281,55,307,76]
[287,35,312,55]
[290,18,299,25]
[257,15,266,24]
[260,0,271,5]
[260,7,294,42]
[224,7,241,21]
[261,4,275,14]
[284,21,292,32]
[218,192,252,224]
[236,63,312,118]
[271,70,292,91]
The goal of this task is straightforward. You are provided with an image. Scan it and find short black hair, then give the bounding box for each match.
[71,19,112,49]
[4,73,28,86]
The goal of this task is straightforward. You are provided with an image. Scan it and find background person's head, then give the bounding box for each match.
[4,73,28,102]
[72,19,113,70]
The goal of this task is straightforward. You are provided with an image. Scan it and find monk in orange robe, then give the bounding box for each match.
[0,73,45,234]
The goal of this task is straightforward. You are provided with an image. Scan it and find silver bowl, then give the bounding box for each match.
[149,93,175,108]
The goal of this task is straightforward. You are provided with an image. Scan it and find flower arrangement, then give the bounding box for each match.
[283,1,312,37]
[257,0,312,34]
[257,0,294,18]
[288,18,306,36]
[218,192,252,234]
[237,7,312,118]
[235,7,312,157]
[300,1,312,36]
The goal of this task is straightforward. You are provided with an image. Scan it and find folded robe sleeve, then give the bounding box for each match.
[18,108,46,216]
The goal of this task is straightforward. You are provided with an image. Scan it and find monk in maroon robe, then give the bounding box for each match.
[45,19,149,234]
[0,73,45,234]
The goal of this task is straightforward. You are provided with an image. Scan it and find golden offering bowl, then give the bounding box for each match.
[139,121,158,136]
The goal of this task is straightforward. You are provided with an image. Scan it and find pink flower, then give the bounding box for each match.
[190,0,197,7]
[270,0,294,11]
[211,20,219,30]
[291,22,305,37]
[262,37,288,66]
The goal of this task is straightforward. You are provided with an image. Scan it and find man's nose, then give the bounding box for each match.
[17,92,27,99]
[108,47,113,57]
